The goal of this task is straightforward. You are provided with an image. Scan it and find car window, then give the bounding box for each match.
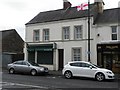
[22,61,28,65]
[70,62,92,68]
[70,63,82,67]
[14,61,23,65]
[70,63,78,67]
[81,63,90,68]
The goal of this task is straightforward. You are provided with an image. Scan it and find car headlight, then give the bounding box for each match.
[106,71,112,74]
[40,68,44,71]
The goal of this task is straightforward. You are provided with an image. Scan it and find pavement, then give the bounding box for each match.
[49,70,62,76]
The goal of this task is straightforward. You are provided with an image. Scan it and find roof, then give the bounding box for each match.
[0,29,24,54]
[95,8,120,24]
[26,6,119,25]
[26,7,91,25]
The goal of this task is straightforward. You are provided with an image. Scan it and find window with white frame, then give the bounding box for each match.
[33,30,39,41]
[111,26,117,40]
[62,27,70,40]
[72,48,81,61]
[43,29,49,41]
[74,25,83,40]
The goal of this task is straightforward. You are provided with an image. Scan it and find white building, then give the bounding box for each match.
[25,0,120,73]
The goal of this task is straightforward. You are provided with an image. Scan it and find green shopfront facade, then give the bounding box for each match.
[27,44,53,65]
[97,42,120,73]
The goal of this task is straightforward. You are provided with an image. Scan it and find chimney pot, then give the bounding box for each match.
[63,0,72,9]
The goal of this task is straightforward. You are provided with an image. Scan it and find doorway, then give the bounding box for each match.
[103,53,112,70]
[58,49,64,70]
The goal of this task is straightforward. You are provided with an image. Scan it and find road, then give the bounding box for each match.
[1,71,120,90]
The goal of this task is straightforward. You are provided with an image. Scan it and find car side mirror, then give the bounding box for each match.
[89,66,92,69]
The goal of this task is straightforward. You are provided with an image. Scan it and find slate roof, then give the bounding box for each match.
[95,8,120,24]
[26,7,91,25]
[1,29,24,54]
[26,6,120,25]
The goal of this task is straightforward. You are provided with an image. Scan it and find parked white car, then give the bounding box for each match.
[62,61,115,81]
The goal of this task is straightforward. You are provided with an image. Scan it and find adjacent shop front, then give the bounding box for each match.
[97,41,120,73]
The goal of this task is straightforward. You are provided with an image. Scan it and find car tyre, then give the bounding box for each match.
[95,73,105,81]
[31,69,37,76]
[9,68,15,74]
[64,71,73,79]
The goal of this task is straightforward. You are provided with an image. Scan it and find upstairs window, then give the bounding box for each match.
[43,29,49,41]
[111,26,117,40]
[74,25,83,40]
[33,30,39,41]
[62,27,70,40]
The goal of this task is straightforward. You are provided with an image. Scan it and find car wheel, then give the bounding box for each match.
[31,69,37,76]
[64,71,73,79]
[9,68,15,74]
[95,73,105,81]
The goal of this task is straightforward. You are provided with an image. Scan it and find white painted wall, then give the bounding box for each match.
[25,16,118,70]
[25,18,88,42]
[91,23,119,64]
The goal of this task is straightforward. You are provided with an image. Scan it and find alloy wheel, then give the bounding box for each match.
[64,71,72,79]
[9,68,14,74]
[31,69,37,76]
[96,73,105,81]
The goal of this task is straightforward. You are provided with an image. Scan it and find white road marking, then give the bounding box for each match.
[1,82,49,89]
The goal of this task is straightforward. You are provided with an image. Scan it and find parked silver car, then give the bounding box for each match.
[7,60,49,76]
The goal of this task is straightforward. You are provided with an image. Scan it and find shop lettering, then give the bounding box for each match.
[106,46,118,49]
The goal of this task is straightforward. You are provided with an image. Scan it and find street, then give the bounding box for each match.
[1,71,120,90]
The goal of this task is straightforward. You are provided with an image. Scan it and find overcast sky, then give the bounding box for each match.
[0,0,119,40]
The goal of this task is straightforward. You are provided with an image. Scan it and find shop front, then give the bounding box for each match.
[97,42,120,73]
[27,44,53,65]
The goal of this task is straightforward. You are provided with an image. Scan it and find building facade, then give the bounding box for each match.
[25,1,120,73]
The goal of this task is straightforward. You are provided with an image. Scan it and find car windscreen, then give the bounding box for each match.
[29,62,39,66]
[90,63,98,68]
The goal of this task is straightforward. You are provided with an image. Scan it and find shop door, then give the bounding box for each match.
[58,49,64,70]
[103,54,112,70]
[112,53,120,73]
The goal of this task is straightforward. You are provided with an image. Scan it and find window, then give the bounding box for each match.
[72,48,81,61]
[14,61,23,65]
[22,61,28,65]
[62,27,70,40]
[43,29,49,41]
[33,30,39,41]
[70,63,80,67]
[111,26,117,40]
[74,26,82,40]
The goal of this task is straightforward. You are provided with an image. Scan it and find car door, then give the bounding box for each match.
[80,63,97,78]
[20,61,31,73]
[69,63,83,76]
[13,61,23,72]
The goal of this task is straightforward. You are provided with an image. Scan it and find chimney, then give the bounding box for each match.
[94,0,105,14]
[63,0,72,9]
